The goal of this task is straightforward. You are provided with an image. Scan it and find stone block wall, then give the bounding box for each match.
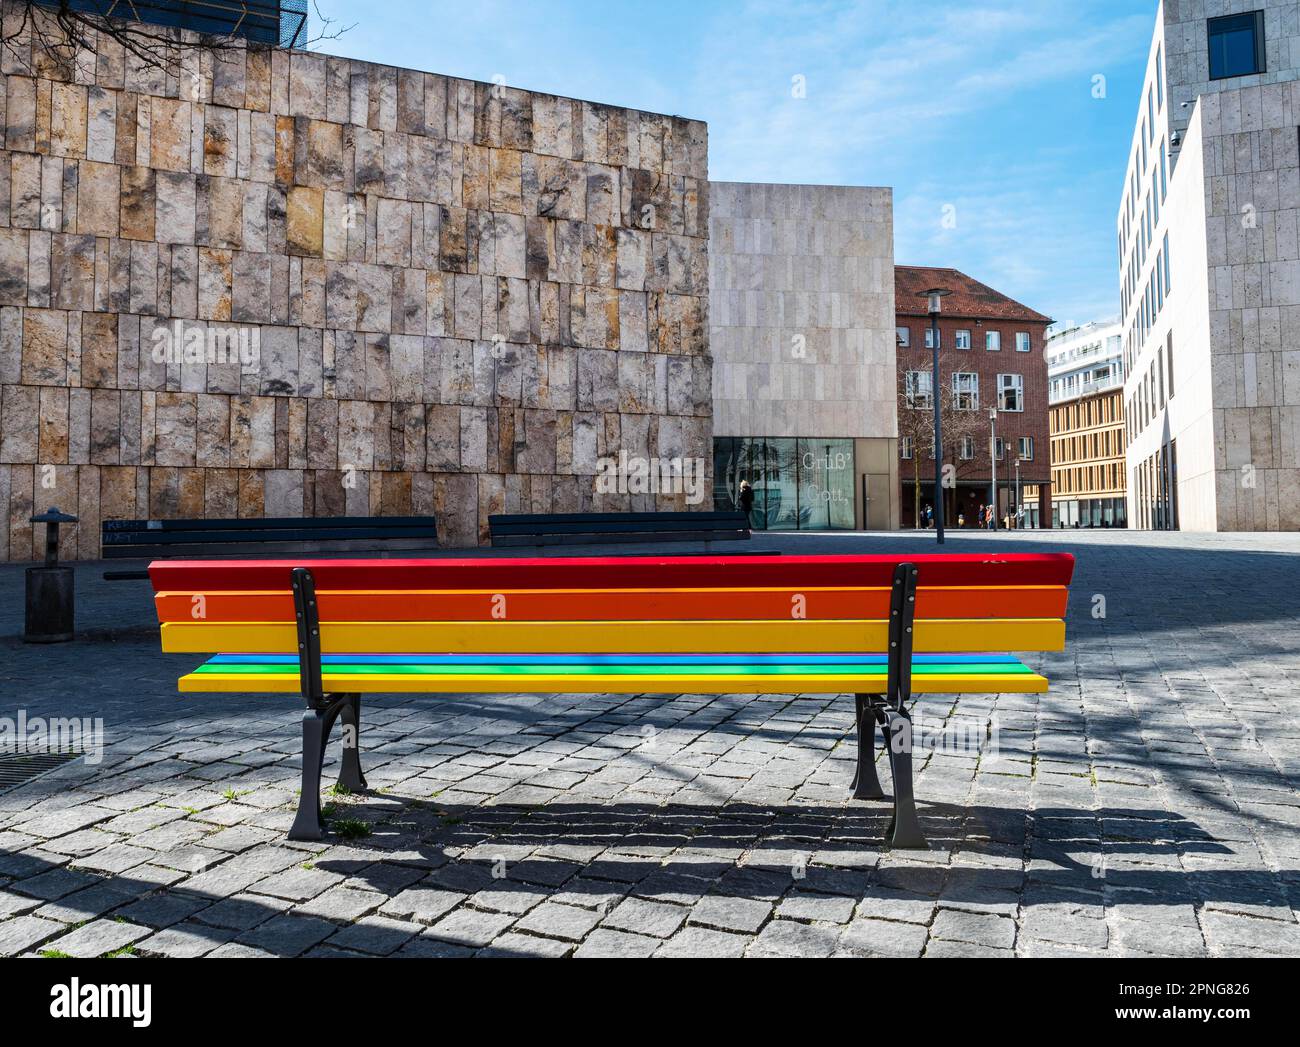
[0,4,711,560]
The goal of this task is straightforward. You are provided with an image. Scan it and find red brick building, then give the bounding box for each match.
[895,266,1053,529]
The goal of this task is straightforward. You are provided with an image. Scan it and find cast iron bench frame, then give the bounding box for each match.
[285,561,927,848]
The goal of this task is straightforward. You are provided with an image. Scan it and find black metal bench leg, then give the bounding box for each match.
[290,707,329,842]
[881,706,927,849]
[850,694,885,800]
[337,694,367,793]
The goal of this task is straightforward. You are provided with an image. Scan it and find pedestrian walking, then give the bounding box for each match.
[739,481,755,530]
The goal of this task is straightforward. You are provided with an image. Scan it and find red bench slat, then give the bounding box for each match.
[149,553,1076,593]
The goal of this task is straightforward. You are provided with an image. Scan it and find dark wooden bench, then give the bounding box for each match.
[489,511,751,548]
[148,551,1076,847]
[101,516,439,580]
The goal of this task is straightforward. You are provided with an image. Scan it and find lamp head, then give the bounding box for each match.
[918,288,952,316]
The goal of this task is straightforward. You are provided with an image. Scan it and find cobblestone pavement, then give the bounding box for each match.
[1,531,1298,958]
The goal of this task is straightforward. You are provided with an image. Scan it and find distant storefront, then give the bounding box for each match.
[713,438,856,531]
[1054,496,1128,529]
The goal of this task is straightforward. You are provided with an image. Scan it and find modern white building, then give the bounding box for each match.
[1047,321,1124,406]
[1118,1,1300,531]
[1042,321,1128,528]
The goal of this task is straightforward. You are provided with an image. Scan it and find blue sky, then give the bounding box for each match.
[315,1,1157,327]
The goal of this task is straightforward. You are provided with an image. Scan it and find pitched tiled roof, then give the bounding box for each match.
[895,266,1053,324]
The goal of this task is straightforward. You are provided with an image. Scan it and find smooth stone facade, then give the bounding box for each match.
[709,181,898,528]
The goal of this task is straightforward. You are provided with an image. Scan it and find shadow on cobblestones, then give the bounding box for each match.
[2,790,1284,959]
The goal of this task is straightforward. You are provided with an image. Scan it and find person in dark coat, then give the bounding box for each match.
[739,481,755,529]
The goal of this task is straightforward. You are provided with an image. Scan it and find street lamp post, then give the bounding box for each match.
[1015,456,1022,529]
[919,288,951,545]
[989,407,998,531]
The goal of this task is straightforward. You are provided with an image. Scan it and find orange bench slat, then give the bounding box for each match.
[154,585,1070,624]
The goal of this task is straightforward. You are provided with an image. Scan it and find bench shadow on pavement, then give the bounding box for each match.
[2,797,1280,958]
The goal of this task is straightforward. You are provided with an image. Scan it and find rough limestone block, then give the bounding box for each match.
[118,165,156,241]
[195,393,230,468]
[21,308,66,385]
[149,98,192,173]
[86,386,121,466]
[286,185,323,257]
[306,398,338,470]
[76,160,119,237]
[354,263,391,334]
[202,105,239,178]
[80,310,117,389]
[376,197,412,268]
[5,76,36,153]
[196,175,243,250]
[50,81,87,159]
[10,152,42,229]
[289,53,327,122]
[0,229,28,305]
[68,386,90,463]
[153,392,197,467]
[1,384,39,461]
[259,325,299,396]
[155,171,197,246]
[51,234,95,311]
[337,399,374,470]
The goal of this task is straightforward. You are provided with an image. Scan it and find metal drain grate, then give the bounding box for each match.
[0,750,82,792]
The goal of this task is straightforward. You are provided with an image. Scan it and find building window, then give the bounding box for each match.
[901,436,914,460]
[1019,437,1034,461]
[952,372,979,411]
[925,327,941,349]
[1163,232,1171,294]
[986,330,1002,352]
[905,371,933,410]
[994,437,1007,460]
[1208,11,1266,80]
[896,326,911,348]
[960,437,975,461]
[1156,46,1164,109]
[955,329,972,350]
[998,373,1024,412]
[1015,332,1031,353]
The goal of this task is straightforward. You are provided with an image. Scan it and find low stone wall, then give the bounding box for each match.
[0,5,712,560]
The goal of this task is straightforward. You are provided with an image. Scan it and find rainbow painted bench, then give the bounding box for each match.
[149,552,1076,847]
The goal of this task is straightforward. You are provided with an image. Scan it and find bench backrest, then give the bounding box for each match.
[151,553,1075,658]
[103,516,439,560]
[489,511,751,547]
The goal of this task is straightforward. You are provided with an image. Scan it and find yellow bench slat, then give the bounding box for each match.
[161,618,1065,655]
[178,671,1049,695]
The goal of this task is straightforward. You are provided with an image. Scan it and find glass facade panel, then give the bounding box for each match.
[40,0,306,46]
[713,437,856,531]
[765,439,801,531]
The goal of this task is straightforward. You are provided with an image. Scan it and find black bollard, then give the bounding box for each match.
[24,508,79,645]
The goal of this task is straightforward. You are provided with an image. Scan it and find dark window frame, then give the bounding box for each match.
[1207,11,1266,81]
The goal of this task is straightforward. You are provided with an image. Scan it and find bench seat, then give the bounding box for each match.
[180,652,1048,695]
